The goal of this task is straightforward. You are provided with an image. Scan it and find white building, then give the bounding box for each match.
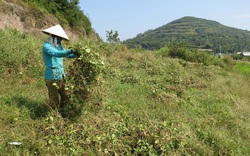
[236,52,250,57]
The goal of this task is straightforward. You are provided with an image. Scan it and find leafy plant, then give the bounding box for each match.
[67,42,104,107]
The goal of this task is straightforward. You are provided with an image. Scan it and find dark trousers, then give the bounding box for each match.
[45,79,69,111]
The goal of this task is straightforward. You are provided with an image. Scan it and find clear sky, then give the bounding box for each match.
[79,0,250,41]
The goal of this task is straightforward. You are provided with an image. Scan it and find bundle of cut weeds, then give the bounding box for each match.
[67,42,104,104]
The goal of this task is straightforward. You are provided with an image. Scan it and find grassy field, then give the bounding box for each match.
[234,61,250,75]
[0,29,250,155]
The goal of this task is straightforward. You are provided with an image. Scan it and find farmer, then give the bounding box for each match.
[42,24,76,111]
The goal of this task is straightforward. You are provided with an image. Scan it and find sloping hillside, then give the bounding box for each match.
[0,28,250,155]
[0,0,57,32]
[124,16,250,52]
[0,0,87,40]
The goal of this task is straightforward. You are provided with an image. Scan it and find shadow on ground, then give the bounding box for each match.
[11,95,85,121]
[12,95,50,120]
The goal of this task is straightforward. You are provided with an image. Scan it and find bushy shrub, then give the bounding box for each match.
[231,53,243,60]
[167,42,189,59]
[162,42,229,68]
[156,46,170,56]
[222,55,235,67]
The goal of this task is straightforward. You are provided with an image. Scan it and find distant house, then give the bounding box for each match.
[236,52,250,57]
[198,49,213,52]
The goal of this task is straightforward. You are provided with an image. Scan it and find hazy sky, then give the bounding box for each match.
[79,0,250,41]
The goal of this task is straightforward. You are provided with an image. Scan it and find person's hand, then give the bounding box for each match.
[65,49,74,55]
[73,50,80,57]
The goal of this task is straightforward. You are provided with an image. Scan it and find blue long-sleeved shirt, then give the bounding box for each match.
[43,42,76,80]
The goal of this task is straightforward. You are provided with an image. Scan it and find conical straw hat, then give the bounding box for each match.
[42,24,69,40]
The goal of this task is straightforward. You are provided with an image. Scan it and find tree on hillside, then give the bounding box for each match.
[106,30,120,43]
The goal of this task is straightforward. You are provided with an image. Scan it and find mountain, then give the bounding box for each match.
[123,16,250,53]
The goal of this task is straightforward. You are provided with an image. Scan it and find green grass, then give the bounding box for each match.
[234,61,250,75]
[0,29,250,155]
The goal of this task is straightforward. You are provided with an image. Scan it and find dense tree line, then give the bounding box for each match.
[21,0,92,35]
